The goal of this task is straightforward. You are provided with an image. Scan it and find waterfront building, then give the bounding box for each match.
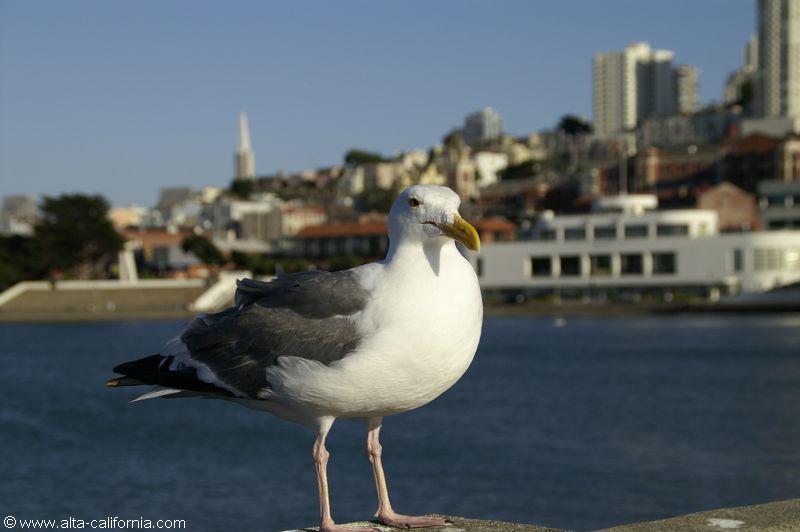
[721,133,800,191]
[758,179,800,228]
[470,194,800,299]
[756,0,800,118]
[292,219,389,259]
[463,108,502,148]
[697,182,759,232]
[235,111,256,180]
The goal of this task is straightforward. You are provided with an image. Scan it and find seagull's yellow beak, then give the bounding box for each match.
[437,215,480,251]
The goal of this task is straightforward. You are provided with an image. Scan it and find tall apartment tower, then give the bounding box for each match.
[593,43,651,135]
[674,65,699,114]
[756,0,800,117]
[235,111,256,180]
[594,42,699,135]
[463,107,502,148]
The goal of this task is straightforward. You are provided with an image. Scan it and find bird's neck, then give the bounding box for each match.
[383,239,460,277]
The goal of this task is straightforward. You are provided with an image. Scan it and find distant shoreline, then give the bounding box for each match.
[1,303,798,323]
[485,301,800,317]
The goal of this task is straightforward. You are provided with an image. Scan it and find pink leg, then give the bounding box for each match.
[313,424,379,532]
[366,419,448,529]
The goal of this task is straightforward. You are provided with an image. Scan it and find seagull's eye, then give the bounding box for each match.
[409,198,421,209]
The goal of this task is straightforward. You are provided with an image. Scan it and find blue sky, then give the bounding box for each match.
[1,0,754,206]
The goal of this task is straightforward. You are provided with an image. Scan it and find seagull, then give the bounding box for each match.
[107,184,483,531]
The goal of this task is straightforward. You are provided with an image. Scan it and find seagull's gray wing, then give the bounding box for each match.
[179,269,370,398]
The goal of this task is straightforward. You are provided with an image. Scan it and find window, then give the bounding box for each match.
[621,253,643,275]
[766,195,786,207]
[768,220,787,229]
[564,227,586,241]
[753,248,783,271]
[560,255,581,276]
[656,223,689,237]
[732,248,744,272]
[536,228,557,241]
[652,252,676,274]
[625,224,648,238]
[787,249,800,271]
[530,256,552,277]
[590,254,611,276]
[593,225,617,239]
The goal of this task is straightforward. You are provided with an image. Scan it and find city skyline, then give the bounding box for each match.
[1,0,753,206]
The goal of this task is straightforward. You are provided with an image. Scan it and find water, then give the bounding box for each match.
[1,315,800,531]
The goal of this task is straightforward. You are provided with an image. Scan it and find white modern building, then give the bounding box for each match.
[756,0,800,118]
[470,195,800,299]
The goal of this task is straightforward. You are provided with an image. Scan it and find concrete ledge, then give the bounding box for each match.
[287,498,800,531]
[602,497,800,531]
[284,515,556,532]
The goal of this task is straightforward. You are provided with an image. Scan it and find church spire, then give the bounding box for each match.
[235,111,256,180]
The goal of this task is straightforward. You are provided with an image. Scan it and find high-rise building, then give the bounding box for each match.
[463,107,502,148]
[593,42,699,135]
[235,111,256,180]
[674,65,699,114]
[756,0,800,118]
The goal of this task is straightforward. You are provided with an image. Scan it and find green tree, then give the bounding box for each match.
[739,78,755,112]
[0,235,46,290]
[35,194,123,277]
[181,235,226,266]
[499,160,541,181]
[557,115,593,136]
[344,149,388,166]
[356,182,403,212]
[230,178,255,199]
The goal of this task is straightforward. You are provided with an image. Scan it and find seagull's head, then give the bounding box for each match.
[388,185,480,252]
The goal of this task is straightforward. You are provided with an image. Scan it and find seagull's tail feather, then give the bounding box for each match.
[130,388,212,402]
[106,353,235,399]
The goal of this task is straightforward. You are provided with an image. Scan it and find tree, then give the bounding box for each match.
[230,178,255,199]
[344,149,388,166]
[499,160,541,181]
[739,78,755,113]
[35,194,123,277]
[557,115,593,136]
[0,235,46,290]
[180,235,226,266]
[356,182,403,213]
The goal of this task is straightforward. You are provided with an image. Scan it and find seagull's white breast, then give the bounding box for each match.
[265,245,483,420]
